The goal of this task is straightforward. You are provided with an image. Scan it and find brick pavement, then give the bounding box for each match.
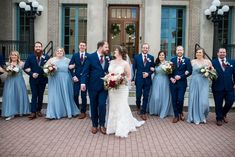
[0,112,235,157]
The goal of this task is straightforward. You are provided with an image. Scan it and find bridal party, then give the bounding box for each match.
[0,40,234,138]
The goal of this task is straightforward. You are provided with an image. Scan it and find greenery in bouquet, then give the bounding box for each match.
[199,66,218,80]
[5,64,21,76]
[43,63,57,76]
[161,62,173,75]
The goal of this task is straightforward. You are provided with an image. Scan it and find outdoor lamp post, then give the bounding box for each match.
[19,0,43,51]
[204,0,229,58]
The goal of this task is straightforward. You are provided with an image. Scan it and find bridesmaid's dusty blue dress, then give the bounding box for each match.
[187,63,209,124]
[1,64,30,117]
[147,62,173,118]
[46,57,80,119]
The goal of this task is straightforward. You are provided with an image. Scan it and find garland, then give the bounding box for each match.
[125,24,135,35]
[111,23,120,36]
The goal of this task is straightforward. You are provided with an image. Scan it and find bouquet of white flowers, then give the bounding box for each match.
[161,62,173,75]
[5,64,20,76]
[102,73,126,90]
[199,66,217,80]
[43,63,57,76]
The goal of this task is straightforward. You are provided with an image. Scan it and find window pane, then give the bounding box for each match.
[111,9,116,18]
[132,8,136,18]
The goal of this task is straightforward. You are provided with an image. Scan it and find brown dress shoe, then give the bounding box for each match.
[216,120,223,126]
[223,116,228,123]
[180,113,185,121]
[28,113,37,120]
[37,111,43,117]
[140,114,147,121]
[136,106,141,115]
[172,117,179,123]
[79,113,86,119]
[91,127,98,134]
[100,126,106,135]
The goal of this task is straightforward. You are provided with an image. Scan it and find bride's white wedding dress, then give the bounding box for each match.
[106,61,145,138]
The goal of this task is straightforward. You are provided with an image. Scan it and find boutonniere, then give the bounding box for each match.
[147,58,151,63]
[182,58,185,65]
[105,56,111,63]
[41,55,45,59]
[225,61,233,67]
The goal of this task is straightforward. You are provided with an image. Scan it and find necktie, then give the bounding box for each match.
[37,56,40,65]
[80,53,84,62]
[221,59,226,69]
[178,58,181,67]
[144,55,147,65]
[100,56,104,64]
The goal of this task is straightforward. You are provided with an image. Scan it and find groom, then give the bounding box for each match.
[81,40,110,134]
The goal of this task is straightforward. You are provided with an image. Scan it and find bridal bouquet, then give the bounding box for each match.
[5,64,20,76]
[199,66,218,80]
[161,62,173,75]
[43,63,57,76]
[102,73,126,90]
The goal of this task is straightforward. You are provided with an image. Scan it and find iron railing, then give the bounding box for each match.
[0,40,30,61]
[194,43,212,61]
[0,40,54,61]
[43,41,53,57]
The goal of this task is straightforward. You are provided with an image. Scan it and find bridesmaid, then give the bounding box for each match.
[45,47,80,119]
[187,48,212,124]
[147,51,173,118]
[1,51,30,120]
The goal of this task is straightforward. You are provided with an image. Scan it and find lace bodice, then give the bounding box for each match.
[108,61,125,74]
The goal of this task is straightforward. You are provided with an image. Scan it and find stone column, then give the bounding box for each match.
[143,0,161,57]
[188,0,201,59]
[199,0,214,59]
[87,0,105,52]
[47,0,59,49]
[34,0,48,46]
[0,0,13,40]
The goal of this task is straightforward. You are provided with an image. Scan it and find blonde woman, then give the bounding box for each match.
[45,47,80,119]
[1,51,30,120]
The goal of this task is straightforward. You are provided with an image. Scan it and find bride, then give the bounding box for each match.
[106,46,145,138]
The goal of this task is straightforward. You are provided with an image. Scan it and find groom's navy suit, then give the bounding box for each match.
[169,56,192,117]
[69,52,89,113]
[81,52,110,127]
[24,54,49,113]
[212,58,235,121]
[132,53,154,114]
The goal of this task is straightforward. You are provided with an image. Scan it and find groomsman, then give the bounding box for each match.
[132,43,154,121]
[69,41,89,119]
[24,41,49,120]
[212,48,235,126]
[169,46,192,123]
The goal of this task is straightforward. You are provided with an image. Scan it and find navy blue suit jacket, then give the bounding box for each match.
[69,52,89,80]
[0,54,5,75]
[169,56,192,87]
[81,52,110,91]
[24,54,49,84]
[212,58,235,92]
[132,53,154,85]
